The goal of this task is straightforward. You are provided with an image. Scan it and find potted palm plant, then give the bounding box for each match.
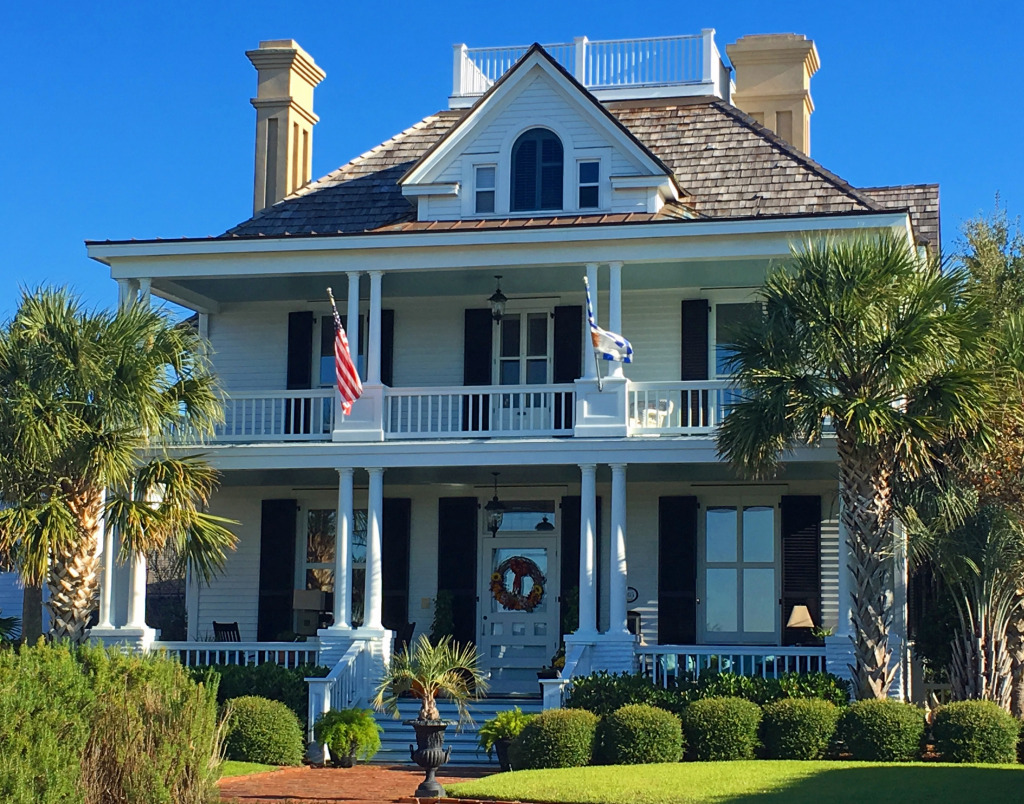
[312,708,382,767]
[477,707,535,771]
[373,635,487,798]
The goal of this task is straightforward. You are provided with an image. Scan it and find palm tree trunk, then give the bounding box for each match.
[46,490,103,643]
[20,583,43,644]
[1009,608,1024,717]
[837,434,898,700]
[950,596,1014,710]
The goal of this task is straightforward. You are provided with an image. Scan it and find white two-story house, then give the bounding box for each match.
[83,31,937,710]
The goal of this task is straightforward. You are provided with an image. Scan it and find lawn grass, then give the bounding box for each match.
[219,760,279,778]
[447,760,1024,803]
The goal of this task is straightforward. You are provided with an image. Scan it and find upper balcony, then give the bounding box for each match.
[450,30,733,108]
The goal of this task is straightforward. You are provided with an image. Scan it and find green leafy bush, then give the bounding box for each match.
[509,709,599,769]
[477,707,536,757]
[565,671,685,717]
[313,708,382,763]
[0,642,223,804]
[682,696,762,761]
[599,704,683,765]
[760,698,839,759]
[193,662,327,722]
[775,673,852,707]
[932,700,1019,764]
[224,696,304,766]
[836,699,924,761]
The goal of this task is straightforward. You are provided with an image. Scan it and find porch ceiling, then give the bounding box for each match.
[156,258,771,306]
[216,461,837,490]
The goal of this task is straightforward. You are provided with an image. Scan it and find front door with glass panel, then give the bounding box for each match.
[493,312,552,432]
[478,504,559,694]
[699,501,779,644]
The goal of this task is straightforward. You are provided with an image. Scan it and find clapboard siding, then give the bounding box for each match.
[820,512,840,631]
[208,305,290,393]
[0,572,22,620]
[620,290,685,383]
[391,296,465,387]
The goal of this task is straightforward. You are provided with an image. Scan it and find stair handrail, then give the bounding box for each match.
[540,642,590,710]
[306,641,367,739]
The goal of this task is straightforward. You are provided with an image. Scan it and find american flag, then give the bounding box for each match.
[584,276,633,363]
[326,288,362,415]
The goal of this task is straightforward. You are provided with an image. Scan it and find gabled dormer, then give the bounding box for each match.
[399,45,684,221]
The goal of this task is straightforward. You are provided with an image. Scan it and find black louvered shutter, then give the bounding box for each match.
[680,300,710,426]
[781,495,822,646]
[437,498,479,646]
[658,496,698,644]
[381,309,395,386]
[285,312,314,433]
[539,136,564,209]
[511,137,537,211]
[553,305,582,430]
[381,498,411,632]
[258,500,297,641]
[560,496,581,638]
[462,309,492,431]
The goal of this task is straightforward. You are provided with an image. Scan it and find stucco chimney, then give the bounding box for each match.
[247,40,326,214]
[726,34,820,155]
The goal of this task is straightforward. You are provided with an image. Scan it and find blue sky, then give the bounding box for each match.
[2,1,1019,320]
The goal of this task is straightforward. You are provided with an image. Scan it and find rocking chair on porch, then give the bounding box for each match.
[213,621,241,642]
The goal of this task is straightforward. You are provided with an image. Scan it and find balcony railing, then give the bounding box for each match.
[384,384,575,438]
[452,31,731,106]
[636,644,827,686]
[628,380,731,434]
[217,389,335,441]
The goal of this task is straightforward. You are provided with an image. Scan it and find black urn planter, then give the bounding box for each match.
[407,720,452,798]
[494,737,513,772]
[334,748,357,768]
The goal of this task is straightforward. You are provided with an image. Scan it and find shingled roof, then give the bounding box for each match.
[225,96,931,243]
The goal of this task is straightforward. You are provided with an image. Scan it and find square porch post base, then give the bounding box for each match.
[332,386,385,442]
[88,625,156,652]
[588,632,638,676]
[573,377,628,437]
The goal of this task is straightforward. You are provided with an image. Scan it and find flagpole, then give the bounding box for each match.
[593,350,604,392]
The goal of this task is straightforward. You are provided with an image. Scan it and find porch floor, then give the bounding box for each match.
[219,764,489,803]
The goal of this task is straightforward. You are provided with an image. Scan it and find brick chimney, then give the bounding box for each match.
[726,34,820,155]
[247,40,326,214]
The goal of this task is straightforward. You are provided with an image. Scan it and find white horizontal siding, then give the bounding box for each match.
[208,305,290,393]
[620,290,683,383]
[0,573,22,620]
[391,296,466,387]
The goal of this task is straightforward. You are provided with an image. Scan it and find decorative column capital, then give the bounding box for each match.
[608,260,623,270]
[368,270,384,279]
[608,462,627,472]
[578,462,597,475]
[366,466,385,478]
[336,466,355,479]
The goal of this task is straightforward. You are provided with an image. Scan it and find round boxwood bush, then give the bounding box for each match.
[932,700,1019,764]
[508,709,599,769]
[836,699,924,762]
[599,704,683,765]
[224,695,304,766]
[760,698,839,760]
[682,696,762,761]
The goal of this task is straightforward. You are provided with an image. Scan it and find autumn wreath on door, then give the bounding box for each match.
[491,555,546,612]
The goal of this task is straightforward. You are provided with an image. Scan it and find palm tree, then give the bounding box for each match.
[0,287,236,642]
[717,234,996,699]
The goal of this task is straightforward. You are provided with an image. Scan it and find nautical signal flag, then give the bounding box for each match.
[326,288,363,415]
[584,276,633,363]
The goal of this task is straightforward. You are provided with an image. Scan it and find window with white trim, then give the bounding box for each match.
[475,165,496,213]
[578,160,600,209]
[511,128,563,212]
[302,508,368,627]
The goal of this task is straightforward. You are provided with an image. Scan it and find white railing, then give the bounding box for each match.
[636,645,827,686]
[215,389,335,441]
[385,384,575,438]
[453,31,728,102]
[628,380,731,434]
[157,640,320,669]
[541,641,591,710]
[306,642,368,737]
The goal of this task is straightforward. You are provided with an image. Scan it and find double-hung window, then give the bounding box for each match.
[578,160,600,209]
[475,165,496,213]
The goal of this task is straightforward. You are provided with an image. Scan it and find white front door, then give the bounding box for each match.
[479,531,559,694]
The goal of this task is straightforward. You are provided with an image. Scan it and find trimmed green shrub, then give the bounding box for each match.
[681,671,851,708]
[760,698,839,759]
[508,709,599,769]
[193,662,328,722]
[0,642,223,804]
[775,673,852,707]
[599,704,683,765]
[932,700,1019,764]
[836,699,924,761]
[1018,719,1024,764]
[682,696,762,761]
[224,696,304,766]
[565,671,685,717]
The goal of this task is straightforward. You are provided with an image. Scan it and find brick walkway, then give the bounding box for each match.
[219,764,493,804]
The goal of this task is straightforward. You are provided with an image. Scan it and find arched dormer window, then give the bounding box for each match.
[511,128,563,212]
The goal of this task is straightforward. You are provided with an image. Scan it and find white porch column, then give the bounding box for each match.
[117,278,139,309]
[367,271,383,386]
[138,278,152,305]
[608,261,623,378]
[608,463,628,634]
[346,271,362,378]
[581,263,599,381]
[96,490,113,629]
[364,467,385,630]
[125,553,147,628]
[331,468,354,629]
[577,463,598,636]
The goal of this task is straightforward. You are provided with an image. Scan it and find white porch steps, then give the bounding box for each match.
[372,697,543,766]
